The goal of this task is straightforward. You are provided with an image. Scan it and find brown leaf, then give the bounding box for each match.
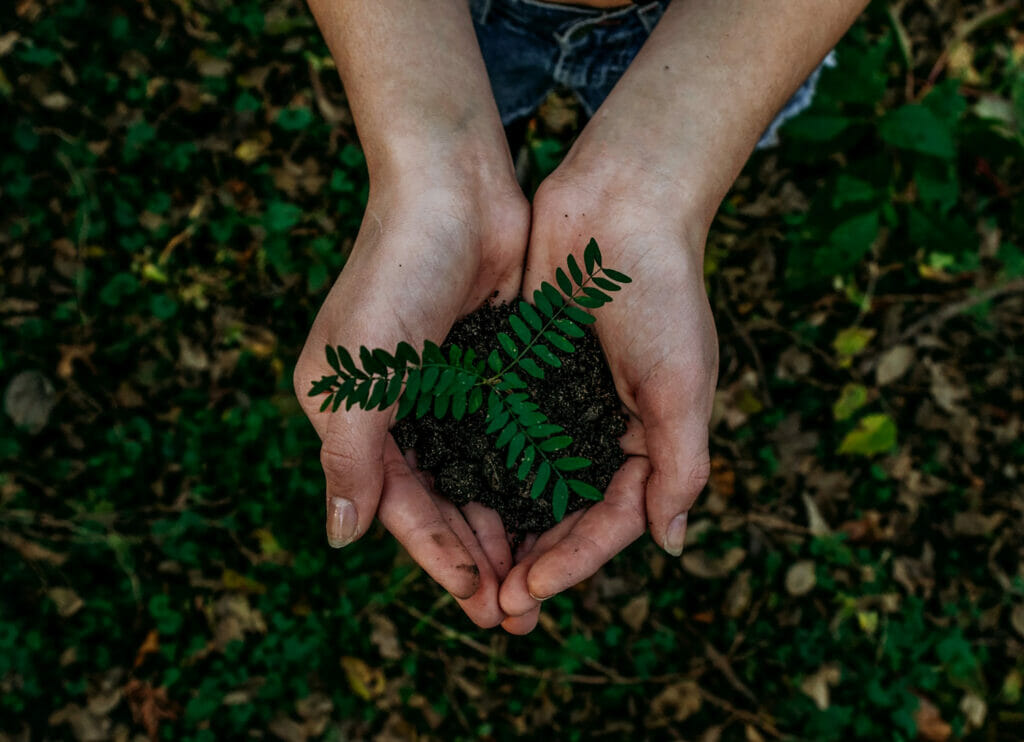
[785,561,817,596]
[682,547,746,579]
[876,345,915,386]
[341,656,385,701]
[4,370,56,434]
[123,679,180,742]
[369,614,402,660]
[0,531,67,565]
[649,680,702,723]
[133,630,160,669]
[57,343,97,380]
[914,695,951,742]
[609,591,646,632]
[800,664,841,710]
[723,570,752,618]
[48,587,84,617]
[952,511,1005,536]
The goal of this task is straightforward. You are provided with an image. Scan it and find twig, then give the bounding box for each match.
[716,277,774,407]
[896,278,1024,343]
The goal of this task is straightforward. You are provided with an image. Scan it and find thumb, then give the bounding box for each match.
[320,405,389,548]
[639,381,712,557]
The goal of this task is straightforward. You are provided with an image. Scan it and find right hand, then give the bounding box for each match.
[293,175,529,628]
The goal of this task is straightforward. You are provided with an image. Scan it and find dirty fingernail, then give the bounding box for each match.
[326,496,358,548]
[664,512,688,557]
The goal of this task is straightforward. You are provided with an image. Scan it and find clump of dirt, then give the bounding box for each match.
[392,302,626,533]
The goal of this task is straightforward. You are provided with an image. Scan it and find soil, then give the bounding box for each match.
[392,302,627,533]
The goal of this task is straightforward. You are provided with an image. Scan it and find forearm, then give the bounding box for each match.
[307,0,513,187]
[561,0,868,237]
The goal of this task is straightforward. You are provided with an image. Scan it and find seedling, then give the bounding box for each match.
[308,239,631,521]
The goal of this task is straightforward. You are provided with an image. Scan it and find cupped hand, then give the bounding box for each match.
[498,169,719,633]
[294,177,529,628]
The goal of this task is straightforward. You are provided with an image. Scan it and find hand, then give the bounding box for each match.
[498,165,719,633]
[294,176,529,628]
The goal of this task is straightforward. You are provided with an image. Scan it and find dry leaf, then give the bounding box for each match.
[959,692,986,730]
[649,680,702,723]
[48,587,84,617]
[914,695,951,742]
[785,561,817,596]
[369,614,402,660]
[953,511,1004,536]
[723,570,752,619]
[4,370,56,434]
[876,345,915,386]
[123,680,179,742]
[800,664,841,710]
[620,594,649,632]
[1011,604,1024,639]
[682,547,747,579]
[802,493,831,536]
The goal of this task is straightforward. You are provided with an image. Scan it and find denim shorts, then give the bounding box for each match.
[470,0,835,149]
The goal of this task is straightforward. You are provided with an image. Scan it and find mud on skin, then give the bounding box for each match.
[393,302,626,533]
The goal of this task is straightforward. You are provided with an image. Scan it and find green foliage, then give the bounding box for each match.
[309,239,629,521]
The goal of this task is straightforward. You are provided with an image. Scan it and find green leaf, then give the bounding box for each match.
[498,332,518,359]
[544,331,575,353]
[404,369,421,401]
[359,346,384,375]
[415,391,432,419]
[448,345,462,366]
[568,479,603,501]
[584,238,602,273]
[325,345,341,374]
[534,290,553,317]
[532,344,561,368]
[496,422,517,448]
[396,341,419,366]
[451,389,467,420]
[422,340,444,364]
[833,383,869,421]
[574,295,603,309]
[833,327,876,359]
[309,375,338,396]
[517,448,535,480]
[433,393,449,419]
[517,302,542,330]
[396,390,416,420]
[567,254,584,285]
[541,282,564,308]
[487,349,502,373]
[517,410,547,427]
[506,433,526,469]
[384,374,404,408]
[519,358,545,379]
[554,318,585,338]
[563,305,596,325]
[583,287,610,303]
[601,267,632,284]
[336,346,363,378]
[531,462,551,499]
[372,348,396,370]
[879,104,956,158]
[486,409,509,434]
[319,394,333,412]
[838,413,898,456]
[555,268,573,295]
[332,393,343,412]
[435,368,456,396]
[509,314,532,344]
[526,423,562,438]
[366,378,387,409]
[592,276,620,292]
[555,457,591,471]
[421,366,440,393]
[498,372,527,390]
[539,435,572,452]
[552,479,569,522]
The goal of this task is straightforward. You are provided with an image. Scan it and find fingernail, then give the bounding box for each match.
[664,512,688,557]
[528,590,550,603]
[326,496,358,548]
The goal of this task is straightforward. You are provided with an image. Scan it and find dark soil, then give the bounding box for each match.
[392,302,627,533]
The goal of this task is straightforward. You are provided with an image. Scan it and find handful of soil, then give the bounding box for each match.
[392,302,626,533]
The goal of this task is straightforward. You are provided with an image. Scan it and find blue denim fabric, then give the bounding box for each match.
[469,0,835,150]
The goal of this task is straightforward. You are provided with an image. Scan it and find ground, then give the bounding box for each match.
[1,0,1022,740]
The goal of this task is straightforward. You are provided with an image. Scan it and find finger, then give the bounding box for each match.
[640,406,711,557]
[501,606,541,635]
[499,510,586,617]
[524,456,650,601]
[377,439,481,600]
[432,497,506,628]
[461,503,514,581]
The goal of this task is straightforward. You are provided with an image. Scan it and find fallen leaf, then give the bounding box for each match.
[4,370,57,434]
[833,327,875,361]
[369,614,402,660]
[914,695,951,742]
[682,547,747,579]
[48,587,84,617]
[48,703,109,742]
[785,561,816,596]
[838,414,898,456]
[802,493,831,536]
[800,664,841,710]
[620,594,649,632]
[952,511,1004,537]
[722,570,752,618]
[876,345,915,386]
[833,383,869,421]
[649,680,702,723]
[1011,604,1024,639]
[133,630,160,669]
[123,680,180,742]
[341,656,385,701]
[0,531,67,565]
[959,692,986,730]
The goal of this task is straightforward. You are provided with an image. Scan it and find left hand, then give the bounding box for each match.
[497,161,720,634]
